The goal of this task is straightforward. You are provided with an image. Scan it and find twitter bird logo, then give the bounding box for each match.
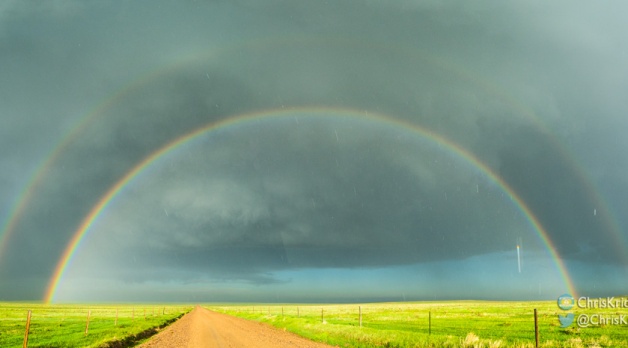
[558,313,574,328]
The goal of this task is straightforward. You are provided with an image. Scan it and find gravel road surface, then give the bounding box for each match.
[138,306,335,347]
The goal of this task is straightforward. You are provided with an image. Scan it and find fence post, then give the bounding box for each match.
[429,311,431,335]
[84,310,91,336]
[359,306,362,327]
[115,308,118,326]
[534,308,539,348]
[321,308,324,323]
[282,307,284,317]
[23,310,32,348]
[132,307,134,321]
[297,306,300,317]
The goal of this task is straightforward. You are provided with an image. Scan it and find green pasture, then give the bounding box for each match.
[0,303,192,348]
[2,300,625,347]
[210,300,628,348]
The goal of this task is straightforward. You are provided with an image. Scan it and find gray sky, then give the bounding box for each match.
[1,1,627,302]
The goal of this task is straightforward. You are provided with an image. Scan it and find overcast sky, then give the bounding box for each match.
[1,1,627,302]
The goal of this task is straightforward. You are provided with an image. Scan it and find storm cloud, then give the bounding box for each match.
[1,1,627,302]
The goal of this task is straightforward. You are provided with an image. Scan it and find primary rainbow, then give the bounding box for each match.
[5,36,624,269]
[0,36,550,257]
[44,106,578,303]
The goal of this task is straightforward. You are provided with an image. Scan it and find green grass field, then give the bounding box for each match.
[2,300,626,347]
[210,300,628,348]
[0,303,192,348]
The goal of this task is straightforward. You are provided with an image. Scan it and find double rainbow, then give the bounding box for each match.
[2,36,619,301]
[44,107,578,303]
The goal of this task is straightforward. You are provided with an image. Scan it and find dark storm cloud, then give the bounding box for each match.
[65,117,536,287]
[2,67,258,276]
[1,1,627,300]
[496,127,616,260]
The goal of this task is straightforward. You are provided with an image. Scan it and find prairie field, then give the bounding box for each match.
[2,300,626,347]
[211,300,628,348]
[0,303,191,348]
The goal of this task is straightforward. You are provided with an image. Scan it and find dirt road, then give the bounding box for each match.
[138,306,335,347]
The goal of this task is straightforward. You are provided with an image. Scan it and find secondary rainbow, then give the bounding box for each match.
[44,106,578,303]
[6,36,623,268]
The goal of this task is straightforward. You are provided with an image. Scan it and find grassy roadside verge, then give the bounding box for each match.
[211,301,628,348]
[96,311,185,348]
[0,303,192,348]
